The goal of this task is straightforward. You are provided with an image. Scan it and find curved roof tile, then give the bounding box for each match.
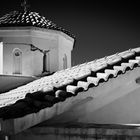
[113,65,126,74]
[0,47,140,119]
[87,77,100,86]
[104,69,118,78]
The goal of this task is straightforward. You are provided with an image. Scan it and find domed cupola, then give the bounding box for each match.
[0,1,75,38]
[0,0,75,76]
[0,10,56,28]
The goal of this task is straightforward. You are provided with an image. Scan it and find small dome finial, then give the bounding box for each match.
[21,0,30,11]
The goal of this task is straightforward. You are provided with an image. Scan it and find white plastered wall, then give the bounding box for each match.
[0,27,74,76]
[58,34,74,70]
[30,30,59,73]
[3,43,34,76]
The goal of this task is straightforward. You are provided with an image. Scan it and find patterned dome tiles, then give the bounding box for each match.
[0,10,75,38]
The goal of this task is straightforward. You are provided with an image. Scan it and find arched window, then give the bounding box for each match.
[13,48,22,74]
[63,54,67,69]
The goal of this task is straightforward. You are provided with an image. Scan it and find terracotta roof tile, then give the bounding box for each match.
[0,47,140,119]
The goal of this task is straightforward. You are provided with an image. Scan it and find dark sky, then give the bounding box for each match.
[0,0,139,65]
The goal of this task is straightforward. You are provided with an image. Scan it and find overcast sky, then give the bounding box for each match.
[0,0,139,65]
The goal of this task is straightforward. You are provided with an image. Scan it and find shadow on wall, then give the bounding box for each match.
[135,77,140,84]
[37,96,94,126]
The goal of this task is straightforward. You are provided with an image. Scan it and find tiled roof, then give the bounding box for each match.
[0,10,75,39]
[0,47,140,119]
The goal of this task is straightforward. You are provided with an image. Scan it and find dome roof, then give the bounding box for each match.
[0,10,75,38]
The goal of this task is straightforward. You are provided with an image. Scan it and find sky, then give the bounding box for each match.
[0,0,139,65]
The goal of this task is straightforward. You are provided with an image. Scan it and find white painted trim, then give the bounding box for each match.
[0,27,74,42]
[0,42,3,74]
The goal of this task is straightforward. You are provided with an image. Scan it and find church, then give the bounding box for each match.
[0,1,140,140]
[0,0,75,93]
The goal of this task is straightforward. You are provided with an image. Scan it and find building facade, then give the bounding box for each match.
[0,10,75,76]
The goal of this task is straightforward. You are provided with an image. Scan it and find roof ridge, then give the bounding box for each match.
[0,47,140,119]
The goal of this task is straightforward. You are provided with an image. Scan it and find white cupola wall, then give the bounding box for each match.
[0,27,74,76]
